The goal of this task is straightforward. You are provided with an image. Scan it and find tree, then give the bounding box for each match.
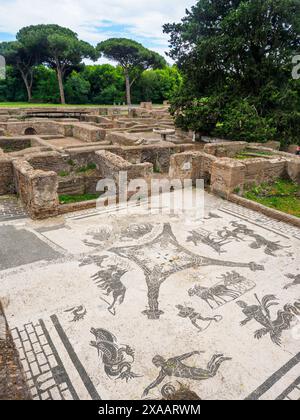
[163,0,300,145]
[17,25,97,104]
[33,66,60,103]
[97,38,166,106]
[132,66,182,103]
[82,64,125,104]
[0,65,27,102]
[65,71,91,104]
[0,41,40,101]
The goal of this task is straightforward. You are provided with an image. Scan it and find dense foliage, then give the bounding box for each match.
[164,0,300,145]
[0,26,176,105]
[0,63,180,105]
[97,38,167,105]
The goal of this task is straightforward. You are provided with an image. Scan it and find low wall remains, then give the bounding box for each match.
[170,143,300,199]
[0,156,14,194]
[13,160,59,219]
[0,121,60,136]
[95,150,153,184]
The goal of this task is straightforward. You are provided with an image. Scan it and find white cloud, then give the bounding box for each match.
[0,0,196,59]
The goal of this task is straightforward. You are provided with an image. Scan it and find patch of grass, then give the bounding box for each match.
[2,146,14,153]
[235,150,273,160]
[67,159,75,167]
[58,171,69,177]
[76,163,97,173]
[59,193,101,204]
[153,163,161,173]
[243,179,300,218]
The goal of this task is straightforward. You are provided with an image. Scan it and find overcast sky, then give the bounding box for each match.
[0,0,196,62]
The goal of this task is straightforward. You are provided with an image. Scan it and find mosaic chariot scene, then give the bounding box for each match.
[0,0,300,402]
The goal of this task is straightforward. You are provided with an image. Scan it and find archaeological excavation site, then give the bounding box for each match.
[0,103,299,402]
[0,103,299,222]
[0,0,299,405]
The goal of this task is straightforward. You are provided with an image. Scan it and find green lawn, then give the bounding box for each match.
[243,179,300,218]
[0,102,165,108]
[0,102,119,108]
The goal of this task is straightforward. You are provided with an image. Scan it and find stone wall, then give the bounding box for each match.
[26,152,70,174]
[120,144,195,173]
[287,158,300,184]
[95,150,153,184]
[57,175,100,196]
[72,123,106,142]
[0,156,14,194]
[169,151,217,185]
[242,158,287,186]
[0,137,32,152]
[204,142,248,158]
[211,159,246,198]
[13,160,59,219]
[0,121,60,136]
[170,145,300,199]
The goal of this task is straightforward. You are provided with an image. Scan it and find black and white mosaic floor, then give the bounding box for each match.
[0,193,299,400]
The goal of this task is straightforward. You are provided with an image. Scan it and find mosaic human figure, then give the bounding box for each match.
[142,351,231,397]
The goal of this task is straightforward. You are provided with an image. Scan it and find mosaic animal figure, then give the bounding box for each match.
[90,328,140,382]
[237,295,300,346]
[142,351,231,397]
[284,274,300,290]
[188,283,241,309]
[187,230,230,254]
[92,265,127,316]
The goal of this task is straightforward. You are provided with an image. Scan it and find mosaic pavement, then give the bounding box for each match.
[0,196,27,222]
[0,192,299,400]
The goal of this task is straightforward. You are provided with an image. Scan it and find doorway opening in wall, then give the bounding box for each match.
[24,127,37,135]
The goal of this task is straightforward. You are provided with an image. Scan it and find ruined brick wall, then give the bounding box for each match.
[287,158,300,184]
[0,137,32,152]
[204,142,248,157]
[169,151,217,185]
[2,121,60,136]
[210,158,289,198]
[13,160,59,219]
[95,150,153,184]
[119,144,194,174]
[72,123,106,142]
[57,175,100,196]
[27,152,70,174]
[242,158,287,186]
[211,159,246,198]
[0,156,14,194]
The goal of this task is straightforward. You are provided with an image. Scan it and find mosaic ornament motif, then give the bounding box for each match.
[110,223,264,319]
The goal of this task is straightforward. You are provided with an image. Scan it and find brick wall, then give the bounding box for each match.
[0,156,14,194]
[13,160,59,219]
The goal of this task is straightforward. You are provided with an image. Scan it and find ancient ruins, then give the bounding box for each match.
[0,103,299,222]
[1,103,300,401]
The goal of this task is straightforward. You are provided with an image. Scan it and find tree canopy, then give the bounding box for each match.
[0,40,41,101]
[164,0,300,145]
[97,38,166,105]
[16,24,97,103]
